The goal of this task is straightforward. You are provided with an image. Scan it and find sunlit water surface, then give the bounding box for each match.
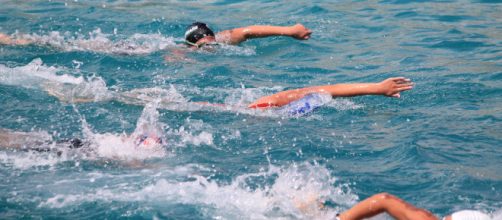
[0,0,501,219]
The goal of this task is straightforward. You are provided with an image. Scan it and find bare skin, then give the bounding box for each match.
[216,23,312,45]
[339,193,438,220]
[0,33,31,45]
[248,77,413,108]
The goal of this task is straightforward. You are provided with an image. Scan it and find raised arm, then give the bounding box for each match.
[217,23,312,45]
[338,193,438,220]
[248,77,413,108]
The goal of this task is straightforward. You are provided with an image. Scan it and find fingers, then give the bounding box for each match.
[304,29,312,39]
[396,82,413,88]
[397,86,413,91]
[390,77,411,83]
[293,23,312,40]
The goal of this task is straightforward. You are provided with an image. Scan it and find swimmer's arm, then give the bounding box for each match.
[217,23,312,44]
[0,33,31,45]
[248,77,413,108]
[338,193,438,220]
[164,48,194,63]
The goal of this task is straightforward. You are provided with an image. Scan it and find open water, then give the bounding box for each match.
[0,0,501,219]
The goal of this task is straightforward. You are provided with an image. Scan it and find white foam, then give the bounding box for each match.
[492,209,502,220]
[15,29,177,55]
[0,59,112,102]
[0,59,361,116]
[0,58,82,88]
[327,98,364,110]
[85,104,167,160]
[0,151,64,170]
[168,118,214,147]
[204,43,256,56]
[39,162,357,219]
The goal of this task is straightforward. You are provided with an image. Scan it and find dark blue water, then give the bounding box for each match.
[0,1,501,219]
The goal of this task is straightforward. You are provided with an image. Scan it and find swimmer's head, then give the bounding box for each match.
[185,22,215,46]
[448,210,491,220]
[135,134,163,148]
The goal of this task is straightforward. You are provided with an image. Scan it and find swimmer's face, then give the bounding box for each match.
[135,134,163,148]
[137,137,162,148]
[188,36,217,49]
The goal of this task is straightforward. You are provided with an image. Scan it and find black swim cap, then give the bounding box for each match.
[184,22,215,44]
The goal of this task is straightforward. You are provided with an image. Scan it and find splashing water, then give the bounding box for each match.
[38,162,357,220]
[84,104,168,160]
[0,58,112,102]
[14,29,178,55]
[0,59,356,118]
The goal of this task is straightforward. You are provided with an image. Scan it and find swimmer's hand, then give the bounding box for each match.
[378,77,413,98]
[290,24,312,40]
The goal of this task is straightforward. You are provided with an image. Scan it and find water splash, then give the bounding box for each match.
[14,29,177,55]
[0,59,359,117]
[84,104,168,160]
[0,58,112,102]
[39,162,357,220]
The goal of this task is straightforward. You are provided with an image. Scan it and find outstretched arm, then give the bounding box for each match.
[248,77,413,108]
[339,193,438,220]
[217,23,312,45]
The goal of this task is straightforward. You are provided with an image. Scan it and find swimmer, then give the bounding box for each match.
[332,192,492,220]
[41,77,413,116]
[165,22,312,61]
[0,128,163,155]
[0,22,311,55]
[183,22,312,48]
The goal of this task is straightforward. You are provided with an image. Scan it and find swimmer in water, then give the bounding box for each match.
[325,192,492,220]
[40,77,413,116]
[0,128,163,155]
[165,22,311,61]
[0,22,311,57]
[246,77,412,109]
[183,22,312,48]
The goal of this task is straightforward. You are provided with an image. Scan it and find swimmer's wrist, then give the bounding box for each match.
[374,82,387,95]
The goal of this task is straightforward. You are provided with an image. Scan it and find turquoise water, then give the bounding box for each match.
[1,0,501,219]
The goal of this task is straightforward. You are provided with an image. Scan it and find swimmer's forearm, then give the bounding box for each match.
[310,83,384,97]
[223,24,310,44]
[248,78,414,108]
[307,77,413,98]
[247,83,381,108]
[236,25,296,38]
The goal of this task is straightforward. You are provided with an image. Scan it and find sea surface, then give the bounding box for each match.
[0,0,501,219]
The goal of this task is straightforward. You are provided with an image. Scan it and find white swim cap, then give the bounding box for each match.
[451,210,491,220]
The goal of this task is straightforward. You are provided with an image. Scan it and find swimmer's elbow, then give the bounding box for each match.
[228,28,249,44]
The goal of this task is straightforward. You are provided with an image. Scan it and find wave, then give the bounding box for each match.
[0,58,112,102]
[39,162,357,220]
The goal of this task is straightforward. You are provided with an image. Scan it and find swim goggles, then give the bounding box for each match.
[185,41,220,48]
[136,134,163,146]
